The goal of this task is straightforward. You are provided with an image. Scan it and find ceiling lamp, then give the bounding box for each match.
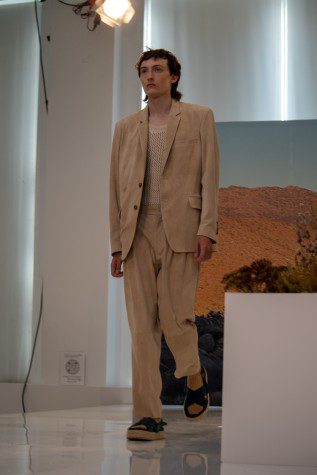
[94,0,135,27]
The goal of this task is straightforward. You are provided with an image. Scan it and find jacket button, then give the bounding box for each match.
[139,182,142,187]
[134,205,138,210]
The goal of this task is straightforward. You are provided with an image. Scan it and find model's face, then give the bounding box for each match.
[139,57,178,99]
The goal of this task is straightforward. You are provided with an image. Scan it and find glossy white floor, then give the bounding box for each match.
[0,405,316,475]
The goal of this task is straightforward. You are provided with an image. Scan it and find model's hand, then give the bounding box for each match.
[194,236,213,262]
[111,252,123,277]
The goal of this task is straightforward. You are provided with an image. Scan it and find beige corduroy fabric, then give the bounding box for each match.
[123,203,201,419]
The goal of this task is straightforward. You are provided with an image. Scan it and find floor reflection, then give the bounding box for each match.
[1,405,315,475]
[0,405,221,474]
[126,427,220,475]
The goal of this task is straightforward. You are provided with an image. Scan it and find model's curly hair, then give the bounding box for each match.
[134,48,182,103]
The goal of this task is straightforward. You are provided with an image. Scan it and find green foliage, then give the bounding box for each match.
[222,200,317,293]
[274,261,317,292]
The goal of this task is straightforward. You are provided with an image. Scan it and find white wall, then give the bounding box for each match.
[32,0,115,388]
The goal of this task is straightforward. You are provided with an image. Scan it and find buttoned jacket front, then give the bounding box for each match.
[109,98,220,262]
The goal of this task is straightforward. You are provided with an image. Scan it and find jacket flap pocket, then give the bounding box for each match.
[188,195,202,209]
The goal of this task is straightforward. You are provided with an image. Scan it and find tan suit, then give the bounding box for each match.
[109,99,220,262]
[108,98,220,420]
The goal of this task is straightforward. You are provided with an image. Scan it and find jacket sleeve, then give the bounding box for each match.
[109,121,122,256]
[197,108,220,252]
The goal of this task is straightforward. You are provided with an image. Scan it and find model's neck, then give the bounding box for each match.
[148,95,173,119]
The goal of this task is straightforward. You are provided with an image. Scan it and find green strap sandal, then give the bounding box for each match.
[126,417,167,441]
[183,366,210,421]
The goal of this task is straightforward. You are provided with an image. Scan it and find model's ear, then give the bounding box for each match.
[171,74,179,84]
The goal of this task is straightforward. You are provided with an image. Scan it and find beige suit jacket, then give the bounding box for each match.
[109,98,220,262]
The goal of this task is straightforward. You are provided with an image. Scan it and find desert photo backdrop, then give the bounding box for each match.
[194,121,317,313]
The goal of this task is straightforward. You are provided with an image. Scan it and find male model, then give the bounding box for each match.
[109,48,220,441]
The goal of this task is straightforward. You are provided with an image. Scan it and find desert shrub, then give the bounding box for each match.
[222,259,287,292]
[274,261,317,292]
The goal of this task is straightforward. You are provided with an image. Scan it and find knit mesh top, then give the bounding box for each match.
[141,122,167,205]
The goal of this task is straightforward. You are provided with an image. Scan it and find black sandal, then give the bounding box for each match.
[126,417,167,441]
[184,366,209,421]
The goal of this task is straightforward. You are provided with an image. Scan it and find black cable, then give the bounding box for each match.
[34,0,49,114]
[22,280,44,413]
[56,0,99,31]
[20,1,47,414]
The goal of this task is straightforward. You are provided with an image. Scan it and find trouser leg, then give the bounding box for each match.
[123,208,163,420]
[156,214,201,379]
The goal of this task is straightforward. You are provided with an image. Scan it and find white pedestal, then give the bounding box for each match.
[221,293,317,467]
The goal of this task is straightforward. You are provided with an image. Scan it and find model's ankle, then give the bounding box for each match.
[188,369,202,379]
[187,370,203,390]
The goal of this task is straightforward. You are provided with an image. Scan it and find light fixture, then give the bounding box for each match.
[94,0,135,27]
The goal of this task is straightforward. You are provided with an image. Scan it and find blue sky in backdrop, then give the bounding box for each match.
[217,120,317,192]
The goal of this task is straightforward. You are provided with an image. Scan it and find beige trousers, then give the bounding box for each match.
[123,203,201,420]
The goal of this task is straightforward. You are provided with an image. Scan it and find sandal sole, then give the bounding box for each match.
[126,429,166,441]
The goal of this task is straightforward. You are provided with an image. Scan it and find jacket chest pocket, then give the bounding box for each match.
[174,136,199,146]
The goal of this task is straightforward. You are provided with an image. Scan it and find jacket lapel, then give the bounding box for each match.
[162,99,181,173]
[137,99,181,176]
[137,105,149,181]
[138,104,149,156]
